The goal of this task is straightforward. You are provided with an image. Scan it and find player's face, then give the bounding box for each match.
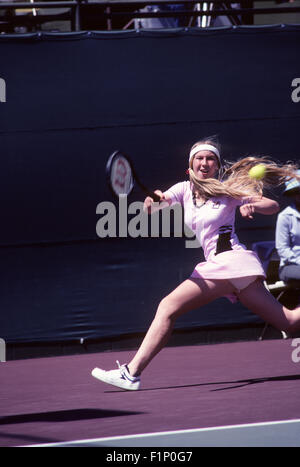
[192,151,219,179]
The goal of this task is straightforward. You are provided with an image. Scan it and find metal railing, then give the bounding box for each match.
[0,0,300,32]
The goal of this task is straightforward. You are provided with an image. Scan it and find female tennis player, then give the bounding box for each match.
[92,138,300,390]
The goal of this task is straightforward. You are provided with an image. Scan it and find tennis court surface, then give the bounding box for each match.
[1,339,300,447]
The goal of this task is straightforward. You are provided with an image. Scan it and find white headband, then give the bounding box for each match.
[189,144,221,163]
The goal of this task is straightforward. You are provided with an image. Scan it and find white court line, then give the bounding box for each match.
[27,418,300,447]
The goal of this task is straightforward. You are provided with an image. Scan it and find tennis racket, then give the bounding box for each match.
[106,150,161,202]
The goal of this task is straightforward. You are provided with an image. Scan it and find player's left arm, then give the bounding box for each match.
[240,196,280,219]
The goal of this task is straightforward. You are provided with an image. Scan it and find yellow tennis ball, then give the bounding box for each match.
[248,164,266,180]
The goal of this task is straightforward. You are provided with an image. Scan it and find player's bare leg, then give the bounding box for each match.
[237,279,300,333]
[127,278,236,377]
[92,278,236,389]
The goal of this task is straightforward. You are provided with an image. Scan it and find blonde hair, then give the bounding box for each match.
[188,140,300,200]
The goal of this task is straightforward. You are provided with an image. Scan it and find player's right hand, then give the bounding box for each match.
[143,190,164,213]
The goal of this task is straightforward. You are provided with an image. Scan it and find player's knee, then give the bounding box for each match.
[156,296,180,321]
[281,309,300,333]
[286,316,300,334]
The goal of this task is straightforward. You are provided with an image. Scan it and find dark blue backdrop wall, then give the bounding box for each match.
[0,26,299,344]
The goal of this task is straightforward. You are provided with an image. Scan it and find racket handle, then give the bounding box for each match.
[149,191,162,203]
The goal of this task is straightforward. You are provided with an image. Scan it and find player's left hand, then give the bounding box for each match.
[239,203,255,219]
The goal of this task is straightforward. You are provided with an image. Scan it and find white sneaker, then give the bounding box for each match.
[91,360,141,391]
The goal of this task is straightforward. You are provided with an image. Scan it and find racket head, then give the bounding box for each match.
[106,150,135,198]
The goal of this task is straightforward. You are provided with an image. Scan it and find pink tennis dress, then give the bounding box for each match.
[164,181,266,302]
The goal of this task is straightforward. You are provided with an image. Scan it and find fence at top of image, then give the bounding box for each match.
[0,0,300,32]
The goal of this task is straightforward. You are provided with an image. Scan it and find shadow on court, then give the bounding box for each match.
[104,373,300,393]
[0,408,145,425]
